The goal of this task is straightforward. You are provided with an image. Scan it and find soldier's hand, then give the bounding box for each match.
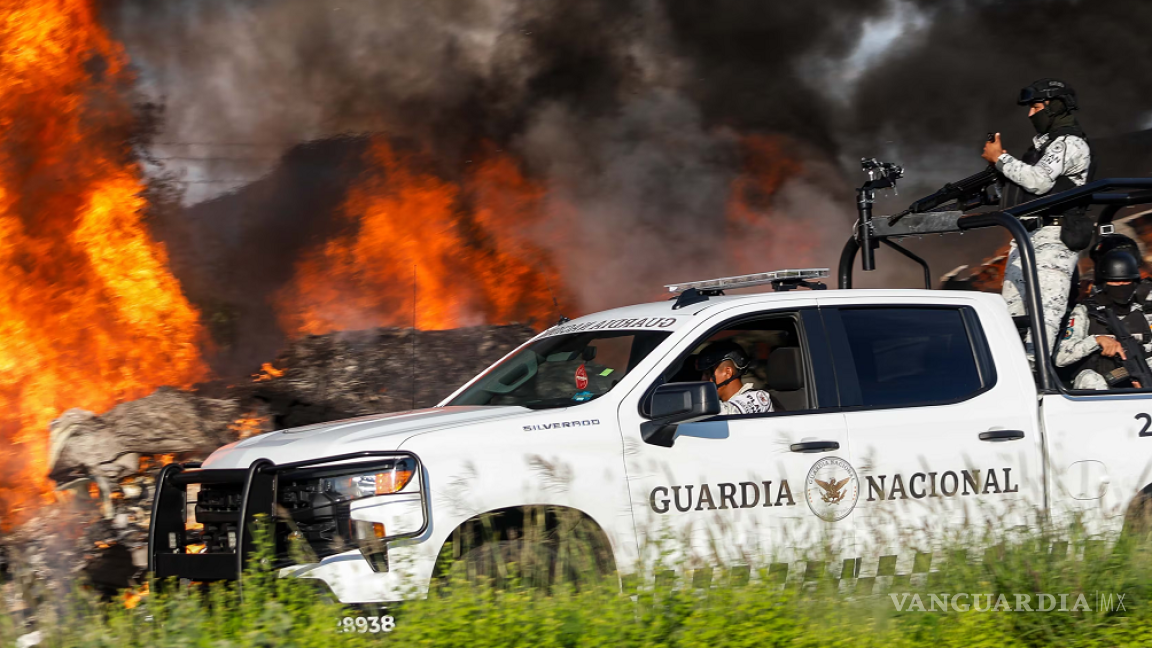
[981,133,1005,164]
[1097,335,1126,359]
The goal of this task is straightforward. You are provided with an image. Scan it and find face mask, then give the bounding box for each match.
[1030,108,1054,134]
[1104,283,1138,304]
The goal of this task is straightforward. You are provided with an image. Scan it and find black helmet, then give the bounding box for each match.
[1018,78,1078,111]
[1091,233,1141,282]
[1097,249,1141,283]
[1091,233,1140,264]
[695,340,751,375]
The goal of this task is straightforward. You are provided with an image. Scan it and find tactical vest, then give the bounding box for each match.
[1079,288,1152,381]
[1000,125,1097,250]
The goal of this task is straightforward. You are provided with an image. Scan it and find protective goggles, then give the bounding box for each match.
[694,354,747,374]
[696,362,719,381]
[1017,86,1051,105]
[1018,85,1073,108]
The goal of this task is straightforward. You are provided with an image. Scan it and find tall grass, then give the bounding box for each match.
[4,512,1152,647]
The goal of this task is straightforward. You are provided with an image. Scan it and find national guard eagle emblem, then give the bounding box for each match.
[815,476,850,504]
[805,456,859,522]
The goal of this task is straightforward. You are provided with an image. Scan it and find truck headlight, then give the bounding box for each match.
[321,458,416,501]
[277,455,424,573]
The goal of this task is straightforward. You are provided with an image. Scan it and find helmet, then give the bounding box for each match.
[1091,233,1141,282]
[1097,249,1141,283]
[1091,233,1140,264]
[695,340,751,375]
[1018,78,1078,111]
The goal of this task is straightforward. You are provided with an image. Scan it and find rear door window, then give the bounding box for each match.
[831,306,992,408]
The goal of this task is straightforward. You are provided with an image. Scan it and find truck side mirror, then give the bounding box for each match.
[641,381,721,448]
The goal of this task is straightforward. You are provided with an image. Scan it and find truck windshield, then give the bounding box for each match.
[446,330,671,409]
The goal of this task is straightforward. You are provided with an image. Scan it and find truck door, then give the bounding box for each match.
[618,302,856,573]
[823,298,1043,558]
[1041,389,1152,535]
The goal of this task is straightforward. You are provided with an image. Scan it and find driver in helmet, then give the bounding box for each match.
[695,340,773,415]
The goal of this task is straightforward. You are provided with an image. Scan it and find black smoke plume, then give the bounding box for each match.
[102,0,1152,373]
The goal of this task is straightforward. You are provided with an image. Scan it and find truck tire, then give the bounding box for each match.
[436,506,617,591]
[460,539,558,588]
[449,537,611,591]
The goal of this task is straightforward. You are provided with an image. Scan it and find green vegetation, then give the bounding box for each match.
[5,517,1152,647]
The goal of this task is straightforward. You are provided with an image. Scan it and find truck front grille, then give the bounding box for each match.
[191,480,356,560]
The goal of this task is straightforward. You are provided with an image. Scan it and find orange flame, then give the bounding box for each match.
[277,139,565,335]
[229,411,270,439]
[137,453,177,473]
[0,0,205,526]
[727,134,803,227]
[123,581,149,609]
[252,362,285,382]
[725,134,814,273]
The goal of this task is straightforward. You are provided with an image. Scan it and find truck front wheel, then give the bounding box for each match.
[435,506,616,591]
[458,539,567,589]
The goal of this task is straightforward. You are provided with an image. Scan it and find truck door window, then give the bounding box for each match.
[834,307,993,408]
[655,314,816,415]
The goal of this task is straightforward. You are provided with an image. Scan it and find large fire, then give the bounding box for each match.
[0,3,809,530]
[0,0,206,525]
[276,138,566,335]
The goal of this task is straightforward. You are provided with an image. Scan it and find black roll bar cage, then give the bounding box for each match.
[838,177,1152,393]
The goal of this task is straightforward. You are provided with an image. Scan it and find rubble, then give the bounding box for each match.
[235,325,537,429]
[1,324,536,601]
[48,388,240,484]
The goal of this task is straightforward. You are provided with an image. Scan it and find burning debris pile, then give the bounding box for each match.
[0,0,208,535]
[234,325,537,428]
[48,390,240,489]
[2,324,534,602]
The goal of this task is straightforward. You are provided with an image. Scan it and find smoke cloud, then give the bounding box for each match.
[100,0,1152,368]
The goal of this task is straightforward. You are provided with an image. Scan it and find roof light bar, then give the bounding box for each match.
[665,268,829,294]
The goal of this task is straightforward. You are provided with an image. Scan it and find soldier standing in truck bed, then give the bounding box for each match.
[982,78,1093,356]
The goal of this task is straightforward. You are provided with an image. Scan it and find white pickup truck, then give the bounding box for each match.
[148,177,1152,603]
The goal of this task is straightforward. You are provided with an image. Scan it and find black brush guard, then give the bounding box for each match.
[839,177,1152,393]
[148,451,426,581]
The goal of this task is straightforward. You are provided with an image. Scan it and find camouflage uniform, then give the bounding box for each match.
[1001,226,1080,355]
[1056,303,1152,389]
[998,132,1091,355]
[720,382,773,415]
[1055,303,1110,389]
[997,133,1091,196]
[1055,284,1152,389]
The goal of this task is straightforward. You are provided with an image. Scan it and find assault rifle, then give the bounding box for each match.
[892,134,1002,220]
[901,166,1000,215]
[1101,308,1152,388]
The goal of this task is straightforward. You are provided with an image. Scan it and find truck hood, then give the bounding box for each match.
[201,406,529,469]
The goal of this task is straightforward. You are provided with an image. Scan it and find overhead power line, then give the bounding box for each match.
[148,156,282,161]
[151,141,291,147]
